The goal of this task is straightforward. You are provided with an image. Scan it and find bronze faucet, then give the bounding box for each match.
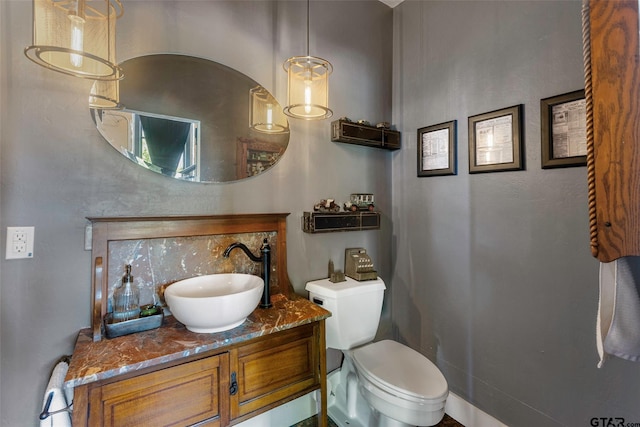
[223,238,272,308]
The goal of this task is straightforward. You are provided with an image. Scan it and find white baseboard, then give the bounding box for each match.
[232,386,507,427]
[234,392,317,427]
[445,392,508,427]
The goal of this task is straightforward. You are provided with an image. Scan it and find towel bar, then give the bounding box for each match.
[39,355,73,422]
[39,392,73,420]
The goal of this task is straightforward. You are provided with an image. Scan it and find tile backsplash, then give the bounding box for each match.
[107,232,278,308]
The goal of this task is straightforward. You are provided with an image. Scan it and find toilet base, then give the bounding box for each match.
[326,356,445,427]
[376,414,416,427]
[327,368,375,427]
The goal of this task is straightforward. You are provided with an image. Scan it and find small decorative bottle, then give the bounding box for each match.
[112,264,140,322]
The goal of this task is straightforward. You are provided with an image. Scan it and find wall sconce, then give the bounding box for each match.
[250,86,289,134]
[24,0,123,80]
[283,0,333,120]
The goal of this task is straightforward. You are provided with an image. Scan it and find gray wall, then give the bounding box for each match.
[0,1,393,425]
[6,1,639,426]
[391,1,640,426]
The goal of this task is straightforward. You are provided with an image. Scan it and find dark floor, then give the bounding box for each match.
[438,414,465,427]
[292,413,464,427]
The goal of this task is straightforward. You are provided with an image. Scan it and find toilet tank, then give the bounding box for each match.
[306,277,385,350]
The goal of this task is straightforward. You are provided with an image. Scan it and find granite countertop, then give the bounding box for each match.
[65,293,330,388]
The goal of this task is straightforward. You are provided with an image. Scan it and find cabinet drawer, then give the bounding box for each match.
[90,353,229,427]
[232,324,319,418]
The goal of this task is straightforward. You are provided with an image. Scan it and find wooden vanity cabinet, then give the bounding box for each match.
[231,323,319,421]
[71,322,326,427]
[76,214,329,426]
[75,353,230,427]
[584,0,640,262]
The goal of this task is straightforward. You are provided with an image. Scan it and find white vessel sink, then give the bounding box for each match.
[164,273,263,333]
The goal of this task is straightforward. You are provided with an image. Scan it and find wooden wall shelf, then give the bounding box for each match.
[302,211,380,233]
[331,120,400,150]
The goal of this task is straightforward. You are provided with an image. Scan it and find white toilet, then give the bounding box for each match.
[306,277,448,427]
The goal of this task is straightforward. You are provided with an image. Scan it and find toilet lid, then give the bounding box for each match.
[351,340,448,402]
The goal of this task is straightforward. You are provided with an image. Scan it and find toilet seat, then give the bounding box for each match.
[351,340,448,404]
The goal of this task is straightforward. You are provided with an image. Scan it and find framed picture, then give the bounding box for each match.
[540,90,586,169]
[468,104,524,173]
[417,120,457,177]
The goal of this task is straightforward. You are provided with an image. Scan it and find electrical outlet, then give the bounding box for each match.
[6,227,34,259]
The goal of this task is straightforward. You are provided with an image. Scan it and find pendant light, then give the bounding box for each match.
[89,78,121,109]
[24,0,123,81]
[283,0,333,120]
[250,86,289,134]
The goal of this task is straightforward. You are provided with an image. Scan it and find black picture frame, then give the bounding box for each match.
[417,120,457,177]
[468,104,524,174]
[540,90,587,169]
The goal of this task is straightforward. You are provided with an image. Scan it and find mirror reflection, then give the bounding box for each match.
[91,54,290,183]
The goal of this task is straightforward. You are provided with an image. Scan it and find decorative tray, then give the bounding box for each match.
[103,306,164,339]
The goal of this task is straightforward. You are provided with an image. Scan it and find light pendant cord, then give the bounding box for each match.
[306,0,310,56]
[282,0,332,120]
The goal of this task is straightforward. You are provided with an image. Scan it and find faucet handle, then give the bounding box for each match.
[261,238,270,251]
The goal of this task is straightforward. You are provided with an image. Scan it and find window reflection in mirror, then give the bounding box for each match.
[94,109,200,181]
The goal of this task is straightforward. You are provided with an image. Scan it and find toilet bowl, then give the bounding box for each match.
[351,340,448,426]
[306,277,448,427]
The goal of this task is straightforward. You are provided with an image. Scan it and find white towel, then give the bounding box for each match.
[40,360,72,427]
[597,257,640,368]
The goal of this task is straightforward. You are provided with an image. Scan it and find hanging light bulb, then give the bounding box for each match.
[283,0,333,120]
[266,104,274,130]
[304,75,312,115]
[25,0,123,80]
[69,2,85,68]
[250,86,289,134]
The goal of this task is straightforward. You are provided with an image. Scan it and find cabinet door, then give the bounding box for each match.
[231,323,319,420]
[585,0,640,262]
[88,353,229,427]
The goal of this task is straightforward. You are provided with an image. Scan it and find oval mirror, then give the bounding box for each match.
[90,54,290,183]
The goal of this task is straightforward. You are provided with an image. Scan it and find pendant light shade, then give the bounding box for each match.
[24,0,123,80]
[250,86,289,134]
[89,78,121,109]
[283,56,332,120]
[283,0,333,120]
